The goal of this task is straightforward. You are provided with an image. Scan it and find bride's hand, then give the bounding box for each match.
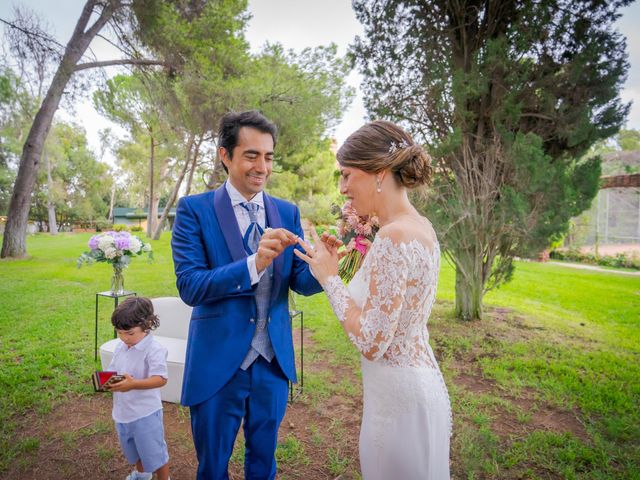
[320,231,344,257]
[294,228,340,285]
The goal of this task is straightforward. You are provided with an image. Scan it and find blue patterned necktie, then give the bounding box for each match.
[240,202,263,254]
[239,200,275,369]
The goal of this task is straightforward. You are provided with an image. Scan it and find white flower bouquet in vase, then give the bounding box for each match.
[78,231,153,295]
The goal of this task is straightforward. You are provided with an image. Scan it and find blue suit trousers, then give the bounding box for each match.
[190,357,289,480]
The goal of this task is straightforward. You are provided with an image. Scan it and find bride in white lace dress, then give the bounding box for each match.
[295,120,451,479]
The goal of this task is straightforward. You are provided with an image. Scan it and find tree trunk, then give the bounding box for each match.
[184,142,199,196]
[1,0,120,258]
[206,156,227,191]
[2,69,71,256]
[146,134,156,238]
[149,192,160,235]
[108,183,116,220]
[45,150,58,235]
[152,133,200,240]
[454,263,484,321]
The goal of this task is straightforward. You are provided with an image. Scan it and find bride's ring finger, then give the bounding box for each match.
[297,238,314,257]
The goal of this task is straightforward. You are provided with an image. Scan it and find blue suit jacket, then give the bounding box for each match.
[171,186,322,406]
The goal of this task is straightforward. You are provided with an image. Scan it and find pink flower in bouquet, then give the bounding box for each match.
[334,201,380,282]
[355,222,373,237]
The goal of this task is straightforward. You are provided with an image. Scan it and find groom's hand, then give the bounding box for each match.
[255,228,298,273]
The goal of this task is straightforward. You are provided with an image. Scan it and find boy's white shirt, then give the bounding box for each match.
[107,333,168,424]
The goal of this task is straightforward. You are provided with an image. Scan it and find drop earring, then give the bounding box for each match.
[376,177,382,193]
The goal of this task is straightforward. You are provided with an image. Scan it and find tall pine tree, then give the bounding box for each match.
[352,0,631,319]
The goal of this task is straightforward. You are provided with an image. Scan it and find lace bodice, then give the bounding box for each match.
[324,234,440,368]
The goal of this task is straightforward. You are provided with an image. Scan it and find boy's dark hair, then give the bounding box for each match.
[111,297,159,332]
[217,110,277,173]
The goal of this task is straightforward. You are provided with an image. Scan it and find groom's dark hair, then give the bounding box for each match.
[217,110,278,172]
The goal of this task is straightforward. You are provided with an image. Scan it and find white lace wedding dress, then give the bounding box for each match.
[324,233,451,480]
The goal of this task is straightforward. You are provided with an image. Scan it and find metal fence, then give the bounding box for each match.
[569,187,640,247]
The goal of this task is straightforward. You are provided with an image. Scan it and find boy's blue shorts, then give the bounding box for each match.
[115,409,169,473]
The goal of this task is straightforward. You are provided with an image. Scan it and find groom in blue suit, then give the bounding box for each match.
[171,110,323,479]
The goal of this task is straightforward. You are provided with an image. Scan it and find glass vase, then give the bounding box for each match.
[110,264,125,295]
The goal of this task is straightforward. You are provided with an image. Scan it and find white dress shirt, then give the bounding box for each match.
[225,180,267,285]
[107,333,168,424]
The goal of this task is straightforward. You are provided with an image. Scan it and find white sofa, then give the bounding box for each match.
[99,296,193,404]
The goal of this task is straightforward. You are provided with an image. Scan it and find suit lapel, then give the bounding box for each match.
[213,185,247,262]
[263,193,284,305]
[214,186,285,305]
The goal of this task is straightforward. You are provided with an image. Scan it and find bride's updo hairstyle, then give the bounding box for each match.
[336,120,433,189]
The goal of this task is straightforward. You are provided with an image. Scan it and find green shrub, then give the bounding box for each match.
[129,225,143,233]
[94,218,111,232]
[112,224,128,232]
[550,248,640,270]
[314,224,336,236]
[299,194,341,226]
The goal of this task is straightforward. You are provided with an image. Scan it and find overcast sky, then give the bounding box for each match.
[1,0,639,158]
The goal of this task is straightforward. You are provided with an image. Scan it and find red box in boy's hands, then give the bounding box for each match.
[92,371,124,392]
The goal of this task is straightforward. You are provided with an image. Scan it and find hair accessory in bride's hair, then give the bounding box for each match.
[388,139,409,154]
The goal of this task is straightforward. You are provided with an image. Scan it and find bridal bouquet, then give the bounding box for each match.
[334,202,379,283]
[78,231,153,294]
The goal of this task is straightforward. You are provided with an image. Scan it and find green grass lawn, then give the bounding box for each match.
[0,232,639,478]
[0,233,177,470]
[435,258,640,479]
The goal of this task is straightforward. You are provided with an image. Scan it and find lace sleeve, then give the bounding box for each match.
[323,237,409,361]
[323,275,351,322]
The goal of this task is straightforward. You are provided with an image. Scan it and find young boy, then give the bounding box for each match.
[106,297,171,480]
